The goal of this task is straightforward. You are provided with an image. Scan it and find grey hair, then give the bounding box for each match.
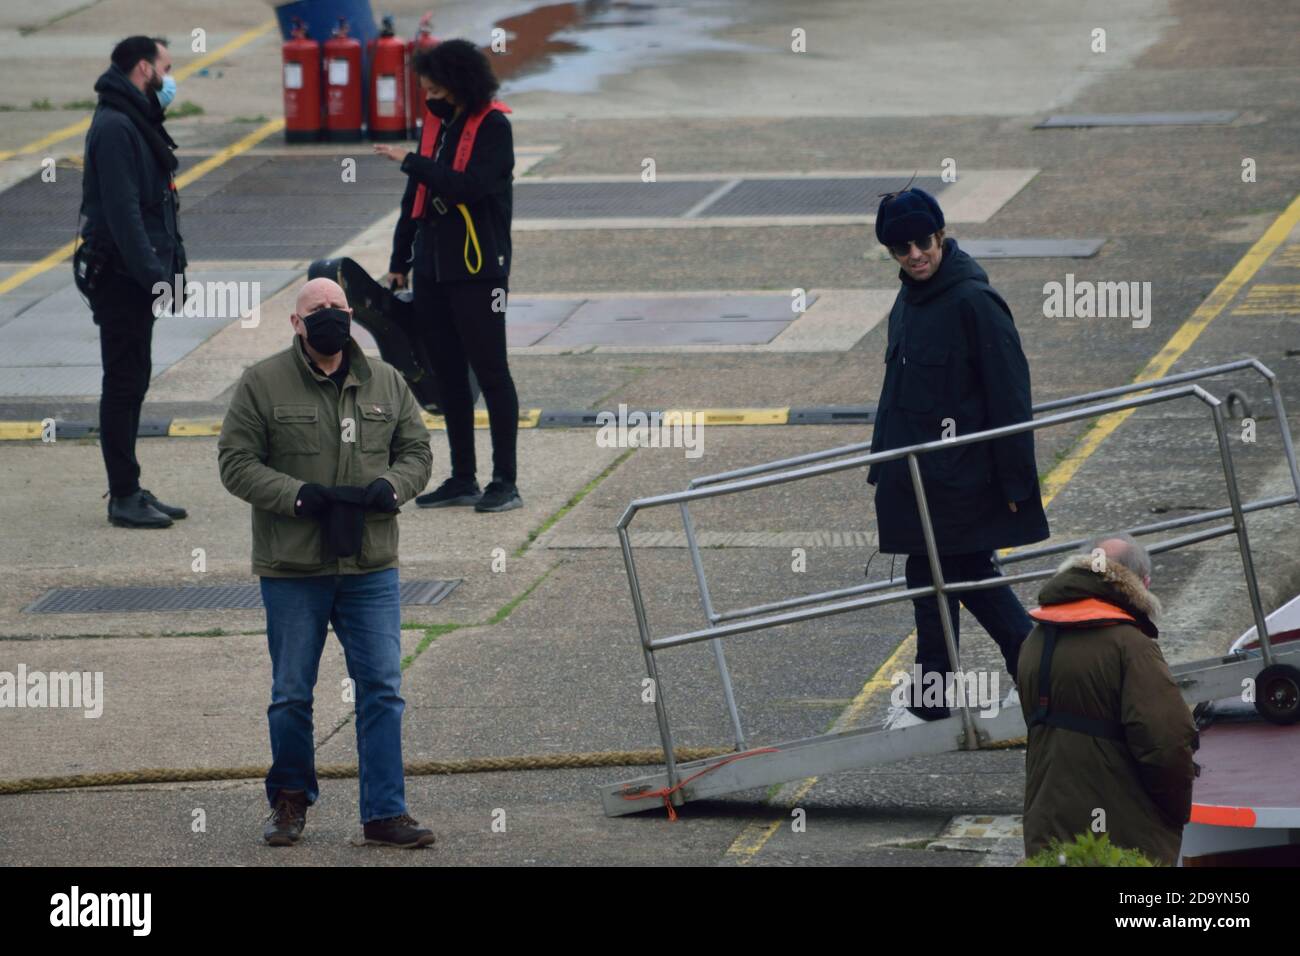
[1082,532,1151,581]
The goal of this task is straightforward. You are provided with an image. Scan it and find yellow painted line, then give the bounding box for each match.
[725,191,1300,864]
[1272,244,1300,269]
[662,407,789,426]
[172,20,278,83]
[0,20,276,163]
[1041,190,1300,506]
[0,239,79,297]
[0,422,43,440]
[1231,284,1300,315]
[168,419,222,437]
[0,117,285,299]
[0,117,94,163]
[173,117,284,190]
[422,409,542,430]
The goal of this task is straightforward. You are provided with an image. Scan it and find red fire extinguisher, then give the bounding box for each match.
[323,17,363,142]
[282,18,321,142]
[368,15,407,141]
[407,11,440,139]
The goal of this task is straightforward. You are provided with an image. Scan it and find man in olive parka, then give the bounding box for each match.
[867,187,1049,720]
[1018,534,1198,865]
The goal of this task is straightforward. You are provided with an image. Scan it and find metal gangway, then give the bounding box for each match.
[599,359,1300,817]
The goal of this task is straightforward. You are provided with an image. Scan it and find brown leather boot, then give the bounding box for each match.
[263,789,308,846]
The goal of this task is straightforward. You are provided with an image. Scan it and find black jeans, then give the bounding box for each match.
[92,272,158,498]
[412,274,518,484]
[904,550,1034,684]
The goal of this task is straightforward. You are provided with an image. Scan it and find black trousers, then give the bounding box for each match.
[904,551,1034,681]
[92,272,158,498]
[411,274,518,484]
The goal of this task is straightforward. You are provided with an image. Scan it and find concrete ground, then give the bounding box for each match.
[1,0,1298,867]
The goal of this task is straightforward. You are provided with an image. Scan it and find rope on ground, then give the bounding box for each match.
[0,746,732,797]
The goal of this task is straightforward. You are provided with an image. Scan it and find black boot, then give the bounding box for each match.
[139,488,187,519]
[107,491,172,529]
[263,789,308,846]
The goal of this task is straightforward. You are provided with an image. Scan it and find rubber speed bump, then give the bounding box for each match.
[169,418,223,437]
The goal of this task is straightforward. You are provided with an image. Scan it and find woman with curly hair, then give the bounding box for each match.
[375,39,521,513]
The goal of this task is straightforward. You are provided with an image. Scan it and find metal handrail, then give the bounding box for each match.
[618,377,1291,798]
[669,360,1300,748]
[684,357,1299,495]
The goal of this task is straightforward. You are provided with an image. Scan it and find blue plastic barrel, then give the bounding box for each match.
[273,0,378,44]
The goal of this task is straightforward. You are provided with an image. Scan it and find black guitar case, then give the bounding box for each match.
[307,257,479,413]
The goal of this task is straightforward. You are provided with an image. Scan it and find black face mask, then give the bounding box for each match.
[302,307,350,356]
[426,97,456,121]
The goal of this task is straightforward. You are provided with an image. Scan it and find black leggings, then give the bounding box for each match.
[412,275,518,484]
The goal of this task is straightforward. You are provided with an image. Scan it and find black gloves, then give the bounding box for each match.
[294,482,331,517]
[363,477,399,513]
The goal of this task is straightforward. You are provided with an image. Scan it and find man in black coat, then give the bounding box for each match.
[866,188,1049,720]
[79,35,188,528]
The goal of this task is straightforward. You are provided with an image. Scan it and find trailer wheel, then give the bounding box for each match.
[1254,664,1300,725]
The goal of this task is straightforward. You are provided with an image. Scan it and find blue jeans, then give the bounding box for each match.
[260,569,406,822]
[904,551,1033,712]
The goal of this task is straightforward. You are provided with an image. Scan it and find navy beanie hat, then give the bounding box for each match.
[875,187,945,245]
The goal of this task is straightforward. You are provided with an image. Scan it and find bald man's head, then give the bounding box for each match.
[1086,532,1152,587]
[294,277,349,319]
[290,277,353,360]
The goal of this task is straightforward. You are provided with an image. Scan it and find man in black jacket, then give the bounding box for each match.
[866,188,1050,720]
[79,35,188,528]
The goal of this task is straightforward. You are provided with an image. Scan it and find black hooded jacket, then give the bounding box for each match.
[79,64,185,293]
[867,238,1049,555]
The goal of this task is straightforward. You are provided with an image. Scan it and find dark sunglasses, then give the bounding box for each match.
[887,234,937,258]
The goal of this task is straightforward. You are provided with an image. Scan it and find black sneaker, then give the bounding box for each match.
[416,477,482,508]
[263,789,308,846]
[139,488,187,520]
[107,491,173,529]
[357,813,436,848]
[474,480,522,513]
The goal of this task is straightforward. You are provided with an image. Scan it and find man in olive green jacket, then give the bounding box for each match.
[218,277,435,848]
[1018,534,1198,865]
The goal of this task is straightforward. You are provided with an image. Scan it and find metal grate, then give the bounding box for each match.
[24,579,460,613]
[701,176,947,217]
[0,154,410,262]
[514,180,721,219]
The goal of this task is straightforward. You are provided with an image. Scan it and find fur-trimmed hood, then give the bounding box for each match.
[1036,553,1161,638]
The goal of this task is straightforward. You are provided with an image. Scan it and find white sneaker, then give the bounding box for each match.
[886,706,925,730]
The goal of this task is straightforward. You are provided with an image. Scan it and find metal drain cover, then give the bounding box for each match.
[24,579,460,614]
[1036,111,1237,128]
[960,239,1105,258]
[701,176,947,217]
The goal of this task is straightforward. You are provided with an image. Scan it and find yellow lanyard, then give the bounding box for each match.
[457,203,482,274]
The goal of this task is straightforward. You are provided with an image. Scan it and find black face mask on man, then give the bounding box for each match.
[426,97,456,121]
[302,307,351,356]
